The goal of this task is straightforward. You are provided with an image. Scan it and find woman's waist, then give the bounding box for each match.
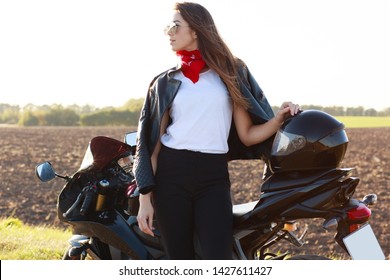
[160,144,228,158]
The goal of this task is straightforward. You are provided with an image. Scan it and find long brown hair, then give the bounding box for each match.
[174,2,249,109]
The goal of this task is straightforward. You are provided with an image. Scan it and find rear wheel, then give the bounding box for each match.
[287,254,331,260]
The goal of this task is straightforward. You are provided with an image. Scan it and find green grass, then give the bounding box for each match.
[335,116,390,128]
[0,218,340,260]
[0,218,70,260]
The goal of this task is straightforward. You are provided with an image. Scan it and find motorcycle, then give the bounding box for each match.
[35,109,384,260]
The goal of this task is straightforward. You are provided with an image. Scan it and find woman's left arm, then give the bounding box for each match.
[233,101,300,147]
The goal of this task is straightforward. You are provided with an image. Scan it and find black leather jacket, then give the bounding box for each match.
[134,63,275,194]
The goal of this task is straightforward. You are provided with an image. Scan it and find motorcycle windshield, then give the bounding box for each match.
[78,136,132,172]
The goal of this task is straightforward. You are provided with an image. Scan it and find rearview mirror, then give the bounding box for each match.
[124,131,137,147]
[35,161,56,182]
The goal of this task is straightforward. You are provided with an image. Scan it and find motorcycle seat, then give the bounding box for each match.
[133,224,164,250]
[233,201,258,218]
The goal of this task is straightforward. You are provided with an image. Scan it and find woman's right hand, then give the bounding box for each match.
[137,193,155,236]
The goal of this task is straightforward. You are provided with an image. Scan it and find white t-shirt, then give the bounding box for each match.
[161,69,233,154]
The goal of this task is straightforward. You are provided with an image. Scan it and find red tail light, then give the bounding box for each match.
[347,204,371,232]
[347,204,371,222]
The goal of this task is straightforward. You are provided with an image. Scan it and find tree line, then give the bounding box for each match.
[0,98,144,126]
[0,99,389,127]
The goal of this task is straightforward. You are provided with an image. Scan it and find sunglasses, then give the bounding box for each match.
[164,22,189,35]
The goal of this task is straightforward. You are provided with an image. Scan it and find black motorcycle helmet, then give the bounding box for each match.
[269,109,348,173]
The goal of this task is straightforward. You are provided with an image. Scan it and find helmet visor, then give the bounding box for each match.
[271,130,307,156]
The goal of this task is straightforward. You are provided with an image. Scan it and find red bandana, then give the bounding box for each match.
[176,49,206,83]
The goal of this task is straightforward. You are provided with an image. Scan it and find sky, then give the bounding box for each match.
[1,0,389,110]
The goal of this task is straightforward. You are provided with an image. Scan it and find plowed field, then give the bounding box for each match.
[1,126,389,259]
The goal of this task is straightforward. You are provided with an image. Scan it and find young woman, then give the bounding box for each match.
[133,2,299,260]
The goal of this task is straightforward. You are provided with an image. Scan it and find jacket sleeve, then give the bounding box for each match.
[228,63,275,161]
[133,88,156,194]
[240,63,275,122]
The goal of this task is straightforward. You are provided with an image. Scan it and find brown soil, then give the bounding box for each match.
[1,126,389,259]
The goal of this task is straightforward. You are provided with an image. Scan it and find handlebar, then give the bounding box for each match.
[63,192,84,218]
[63,184,97,218]
[62,170,134,218]
[80,185,97,215]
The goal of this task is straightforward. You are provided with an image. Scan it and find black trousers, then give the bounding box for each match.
[154,145,233,260]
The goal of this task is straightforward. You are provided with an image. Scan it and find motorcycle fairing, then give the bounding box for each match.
[261,168,354,192]
[235,168,358,227]
[66,210,150,259]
